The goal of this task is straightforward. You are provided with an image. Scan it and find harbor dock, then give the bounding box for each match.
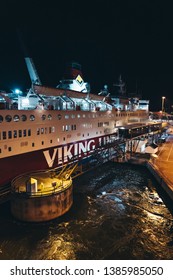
[147,132,173,200]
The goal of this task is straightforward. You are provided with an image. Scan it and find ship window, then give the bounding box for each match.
[8,131,12,139]
[32,143,35,147]
[5,115,12,122]
[57,114,61,120]
[42,114,46,120]
[8,147,12,152]
[65,115,69,119]
[41,128,44,134]
[77,114,80,118]
[28,129,31,136]
[45,127,47,134]
[71,124,76,130]
[42,141,44,145]
[21,115,27,121]
[13,115,20,122]
[37,128,40,135]
[71,114,75,118]
[0,115,3,123]
[3,131,6,139]
[23,130,26,137]
[30,115,35,121]
[19,130,22,137]
[51,126,55,133]
[104,122,109,126]
[50,140,52,143]
[0,148,1,153]
[48,114,52,120]
[14,130,17,138]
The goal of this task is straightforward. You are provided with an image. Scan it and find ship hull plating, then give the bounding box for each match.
[0,134,116,187]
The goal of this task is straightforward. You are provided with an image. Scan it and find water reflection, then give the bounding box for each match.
[0,162,173,260]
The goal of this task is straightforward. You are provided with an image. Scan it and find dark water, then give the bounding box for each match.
[0,162,173,260]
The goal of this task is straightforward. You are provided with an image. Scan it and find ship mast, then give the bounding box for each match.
[113,75,126,96]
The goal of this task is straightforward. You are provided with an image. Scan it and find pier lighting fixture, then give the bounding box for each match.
[162,96,166,113]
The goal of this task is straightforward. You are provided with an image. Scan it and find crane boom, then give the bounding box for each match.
[24,57,42,85]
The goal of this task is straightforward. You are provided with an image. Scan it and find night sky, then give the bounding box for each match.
[1,0,173,111]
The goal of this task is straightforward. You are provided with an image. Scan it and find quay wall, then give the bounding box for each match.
[146,162,173,201]
[126,153,173,201]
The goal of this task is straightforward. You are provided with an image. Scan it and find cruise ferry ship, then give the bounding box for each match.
[0,60,149,198]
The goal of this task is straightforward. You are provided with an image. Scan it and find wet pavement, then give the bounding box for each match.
[150,134,173,189]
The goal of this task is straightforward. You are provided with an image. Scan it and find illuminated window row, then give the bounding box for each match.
[83,123,92,128]
[37,126,55,135]
[62,124,76,132]
[98,122,110,127]
[0,129,31,140]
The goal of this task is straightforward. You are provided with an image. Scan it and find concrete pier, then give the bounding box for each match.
[147,133,173,200]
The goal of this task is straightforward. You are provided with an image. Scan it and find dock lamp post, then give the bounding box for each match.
[162,96,166,113]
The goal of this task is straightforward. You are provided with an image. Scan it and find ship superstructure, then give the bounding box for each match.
[0,59,149,196]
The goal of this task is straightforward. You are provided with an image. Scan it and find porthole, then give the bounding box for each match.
[21,115,27,121]
[48,114,52,120]
[42,114,46,120]
[5,115,12,122]
[30,115,35,121]
[13,115,20,122]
